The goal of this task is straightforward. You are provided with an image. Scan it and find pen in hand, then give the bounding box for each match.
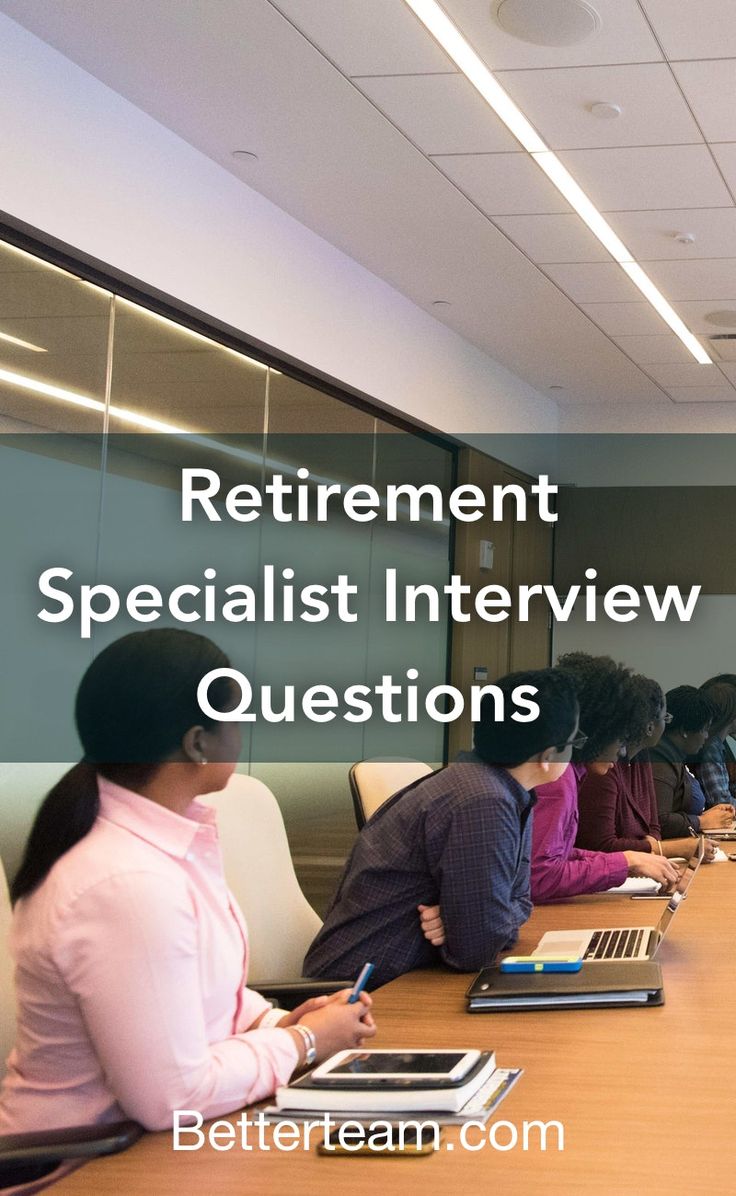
[347,962,374,1004]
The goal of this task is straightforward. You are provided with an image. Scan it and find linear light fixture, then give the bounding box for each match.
[0,329,47,353]
[402,0,711,365]
[0,366,449,523]
[116,296,269,370]
[0,367,185,433]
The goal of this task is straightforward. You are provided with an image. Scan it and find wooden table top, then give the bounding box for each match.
[55,863,735,1196]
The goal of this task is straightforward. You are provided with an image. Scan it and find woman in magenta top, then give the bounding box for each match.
[532,655,679,903]
[0,630,375,1135]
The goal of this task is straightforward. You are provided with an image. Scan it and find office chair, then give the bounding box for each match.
[349,759,433,829]
[205,773,348,1006]
[0,859,143,1190]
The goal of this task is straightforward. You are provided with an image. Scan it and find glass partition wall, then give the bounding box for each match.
[0,232,454,913]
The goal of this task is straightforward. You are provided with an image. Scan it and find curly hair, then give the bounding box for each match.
[665,686,715,734]
[624,674,665,747]
[556,652,636,763]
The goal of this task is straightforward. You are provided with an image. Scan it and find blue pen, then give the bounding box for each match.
[347,962,374,1003]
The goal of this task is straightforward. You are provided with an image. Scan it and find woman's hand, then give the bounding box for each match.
[700,804,735,831]
[294,989,376,1062]
[278,996,330,1027]
[624,851,680,887]
[418,903,446,946]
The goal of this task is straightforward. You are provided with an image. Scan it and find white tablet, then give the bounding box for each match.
[311,1049,480,1085]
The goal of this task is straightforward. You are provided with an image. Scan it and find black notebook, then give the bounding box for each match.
[466,961,664,1012]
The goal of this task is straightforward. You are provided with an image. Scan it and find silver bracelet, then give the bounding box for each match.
[292,1023,317,1066]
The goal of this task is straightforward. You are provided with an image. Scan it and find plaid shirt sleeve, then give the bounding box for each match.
[697,739,734,806]
[426,787,533,972]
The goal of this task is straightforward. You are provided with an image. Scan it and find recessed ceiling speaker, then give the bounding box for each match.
[704,310,736,328]
[494,0,601,46]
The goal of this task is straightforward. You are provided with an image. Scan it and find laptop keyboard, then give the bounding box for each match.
[585,928,646,961]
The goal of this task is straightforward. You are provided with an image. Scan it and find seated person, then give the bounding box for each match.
[532,653,679,903]
[693,680,736,807]
[0,629,375,1134]
[698,673,736,781]
[303,669,579,988]
[576,675,715,861]
[646,685,734,837]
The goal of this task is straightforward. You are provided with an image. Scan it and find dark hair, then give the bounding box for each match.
[665,686,715,734]
[11,629,232,904]
[555,652,634,763]
[474,668,578,767]
[625,674,665,746]
[700,674,736,691]
[699,681,736,734]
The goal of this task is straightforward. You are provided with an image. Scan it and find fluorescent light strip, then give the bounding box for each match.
[116,296,269,370]
[402,0,544,152]
[0,367,184,433]
[0,329,47,353]
[402,0,711,365]
[0,366,449,524]
[618,263,711,363]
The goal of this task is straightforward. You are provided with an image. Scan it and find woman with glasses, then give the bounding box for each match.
[576,673,716,862]
[531,654,680,904]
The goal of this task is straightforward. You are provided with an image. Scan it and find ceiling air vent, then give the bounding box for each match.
[707,334,736,362]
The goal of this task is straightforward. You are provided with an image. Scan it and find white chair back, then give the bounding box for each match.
[349,759,433,828]
[0,858,16,1080]
[205,773,321,983]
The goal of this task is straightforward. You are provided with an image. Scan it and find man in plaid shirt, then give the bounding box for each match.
[304,669,579,988]
[696,681,736,807]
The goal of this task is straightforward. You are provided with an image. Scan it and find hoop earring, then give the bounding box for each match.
[199,757,208,766]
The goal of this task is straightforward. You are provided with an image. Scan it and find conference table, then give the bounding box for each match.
[55,863,732,1195]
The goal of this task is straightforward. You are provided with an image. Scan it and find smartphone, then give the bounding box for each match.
[311,1049,480,1086]
[316,1123,441,1156]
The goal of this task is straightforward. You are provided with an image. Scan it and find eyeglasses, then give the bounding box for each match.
[554,732,588,753]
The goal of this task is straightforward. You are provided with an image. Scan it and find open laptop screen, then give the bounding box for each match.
[653,835,705,950]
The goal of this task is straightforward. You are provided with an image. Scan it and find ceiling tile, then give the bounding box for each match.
[613,334,696,364]
[430,152,570,215]
[709,143,736,196]
[667,387,736,402]
[492,213,608,262]
[641,1,736,60]
[644,259,736,300]
[355,73,518,155]
[442,0,663,69]
[558,146,733,210]
[607,209,736,260]
[715,361,736,383]
[580,302,677,336]
[673,301,736,333]
[672,60,736,143]
[646,362,725,386]
[496,64,701,150]
[542,262,642,303]
[270,0,453,75]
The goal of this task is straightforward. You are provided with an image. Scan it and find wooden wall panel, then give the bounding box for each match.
[448,449,553,757]
[555,486,736,593]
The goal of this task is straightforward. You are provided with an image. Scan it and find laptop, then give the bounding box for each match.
[533,837,704,963]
